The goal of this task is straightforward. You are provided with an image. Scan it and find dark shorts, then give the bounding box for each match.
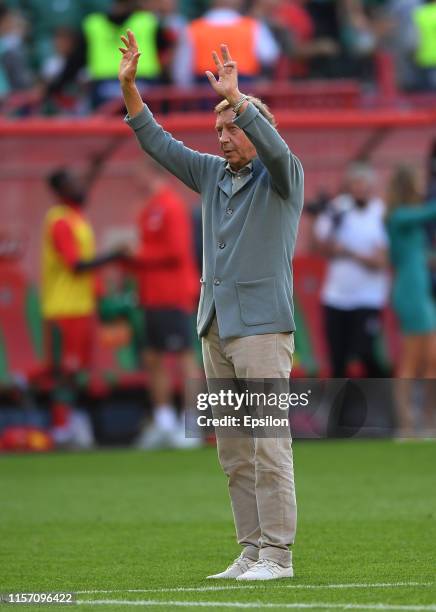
[143,308,192,353]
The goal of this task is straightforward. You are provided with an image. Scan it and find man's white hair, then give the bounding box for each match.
[346,162,376,185]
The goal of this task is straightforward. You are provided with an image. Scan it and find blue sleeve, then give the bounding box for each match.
[125,105,222,194]
[233,102,303,201]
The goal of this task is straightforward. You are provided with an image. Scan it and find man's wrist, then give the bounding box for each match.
[121,80,136,91]
[232,95,248,115]
[226,91,243,107]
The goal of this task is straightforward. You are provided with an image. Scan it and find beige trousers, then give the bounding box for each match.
[201,317,297,567]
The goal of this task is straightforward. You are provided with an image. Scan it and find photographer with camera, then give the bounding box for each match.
[311,163,390,379]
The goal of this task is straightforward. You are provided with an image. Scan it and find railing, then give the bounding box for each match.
[3,49,436,116]
[2,106,436,136]
[0,79,362,117]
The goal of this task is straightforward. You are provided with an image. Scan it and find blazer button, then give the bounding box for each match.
[226,208,233,215]
[218,242,226,249]
[213,278,221,286]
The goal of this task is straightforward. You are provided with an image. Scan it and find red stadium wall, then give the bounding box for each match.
[0,109,434,379]
[2,109,436,282]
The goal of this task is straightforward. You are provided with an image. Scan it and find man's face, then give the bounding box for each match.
[62,174,86,206]
[111,0,136,18]
[348,176,371,204]
[215,108,257,171]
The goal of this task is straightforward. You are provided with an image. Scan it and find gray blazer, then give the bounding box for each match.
[126,102,304,339]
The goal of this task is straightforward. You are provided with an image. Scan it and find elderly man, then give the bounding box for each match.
[119,31,304,581]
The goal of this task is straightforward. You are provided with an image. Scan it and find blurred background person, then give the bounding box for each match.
[302,0,381,81]
[138,0,188,83]
[248,0,295,79]
[40,26,86,114]
[43,0,172,109]
[0,3,34,98]
[172,0,280,87]
[124,161,201,449]
[425,139,436,297]
[341,0,379,81]
[42,153,126,446]
[178,0,209,20]
[312,163,390,378]
[303,0,345,77]
[382,0,421,91]
[248,0,296,79]
[412,0,436,90]
[272,0,339,80]
[4,0,106,72]
[385,165,436,437]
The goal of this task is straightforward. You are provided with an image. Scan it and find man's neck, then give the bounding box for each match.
[206,8,239,19]
[63,199,84,211]
[228,160,253,173]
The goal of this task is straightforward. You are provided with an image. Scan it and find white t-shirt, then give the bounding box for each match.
[314,195,390,310]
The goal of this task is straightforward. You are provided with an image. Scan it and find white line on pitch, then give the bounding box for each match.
[75,583,434,595]
[76,600,436,610]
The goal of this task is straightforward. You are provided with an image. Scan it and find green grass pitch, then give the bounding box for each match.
[1,440,435,611]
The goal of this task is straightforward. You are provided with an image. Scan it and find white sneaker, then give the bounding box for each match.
[135,424,171,450]
[70,410,95,449]
[207,553,257,579]
[236,559,294,581]
[136,407,183,450]
[169,423,202,449]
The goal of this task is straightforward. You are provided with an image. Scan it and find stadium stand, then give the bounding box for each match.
[1,0,434,116]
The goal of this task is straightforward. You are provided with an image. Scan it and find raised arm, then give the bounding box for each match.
[118,30,144,118]
[205,44,302,199]
[119,30,218,193]
[233,103,302,199]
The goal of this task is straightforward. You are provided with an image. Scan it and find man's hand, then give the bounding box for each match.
[114,243,136,259]
[205,44,242,107]
[331,242,350,258]
[119,29,141,87]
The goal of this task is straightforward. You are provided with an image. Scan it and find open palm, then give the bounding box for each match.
[205,44,240,103]
[118,29,141,85]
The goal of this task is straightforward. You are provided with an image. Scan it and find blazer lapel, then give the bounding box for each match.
[231,158,261,196]
[218,157,261,198]
[218,167,232,198]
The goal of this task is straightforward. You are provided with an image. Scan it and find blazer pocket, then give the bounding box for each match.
[236,276,278,326]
